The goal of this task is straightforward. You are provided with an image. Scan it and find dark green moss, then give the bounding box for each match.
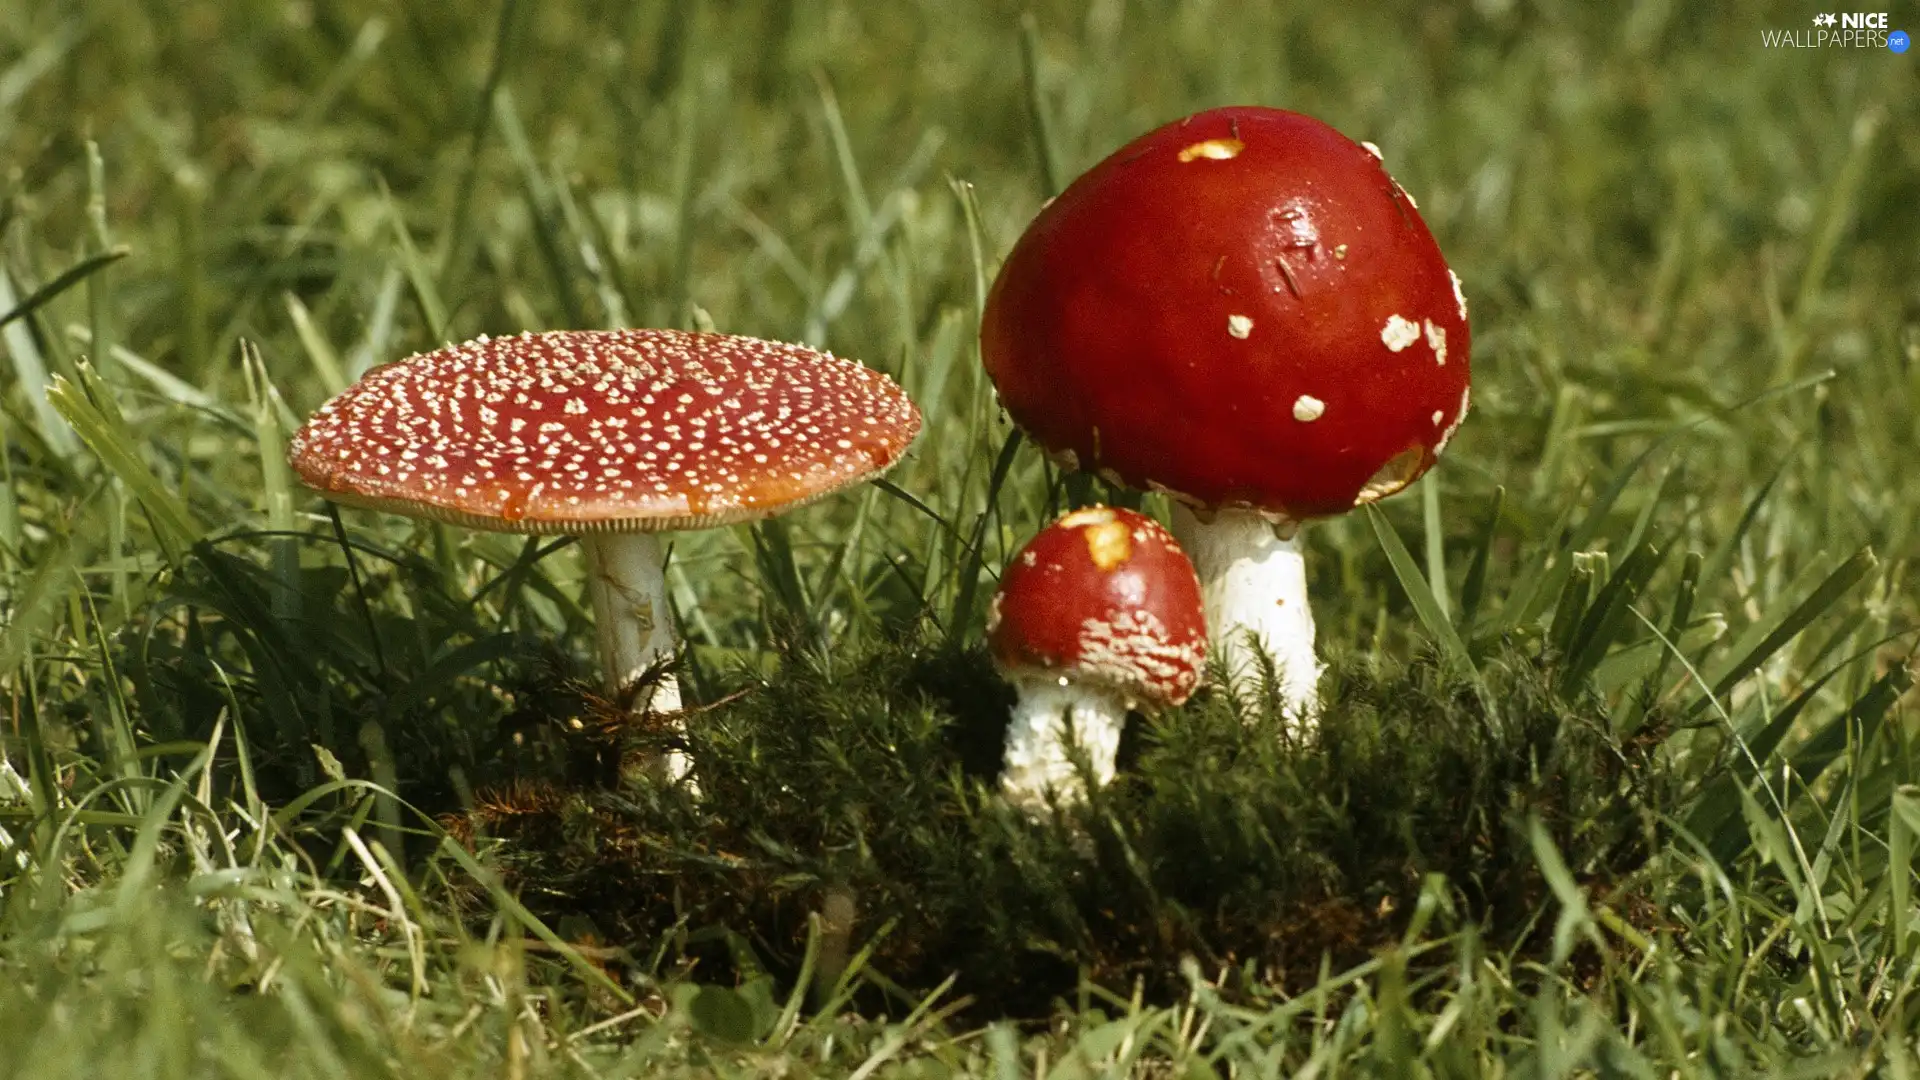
[463,628,1679,1018]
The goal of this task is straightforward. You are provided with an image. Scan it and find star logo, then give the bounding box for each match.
[1816,12,1839,26]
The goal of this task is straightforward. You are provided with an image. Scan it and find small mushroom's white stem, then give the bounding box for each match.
[999,673,1126,814]
[1169,504,1321,727]
[581,532,690,782]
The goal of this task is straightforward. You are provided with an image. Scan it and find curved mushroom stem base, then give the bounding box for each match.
[1000,674,1126,815]
[1170,504,1321,728]
[581,533,690,783]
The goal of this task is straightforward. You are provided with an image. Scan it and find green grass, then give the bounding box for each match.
[2,0,1919,1075]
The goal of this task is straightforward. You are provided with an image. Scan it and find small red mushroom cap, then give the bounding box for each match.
[289,329,921,532]
[986,506,1208,707]
[981,106,1471,521]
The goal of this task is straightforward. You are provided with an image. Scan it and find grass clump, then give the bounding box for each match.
[458,631,1680,1017]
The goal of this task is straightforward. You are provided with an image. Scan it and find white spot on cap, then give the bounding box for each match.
[1424,320,1448,366]
[1227,314,1254,339]
[1381,315,1420,352]
[1292,395,1326,422]
[1449,269,1468,322]
[1178,138,1243,162]
[1432,410,1444,425]
[1435,385,1471,456]
[1361,140,1384,160]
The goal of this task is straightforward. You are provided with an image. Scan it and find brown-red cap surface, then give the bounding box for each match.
[289,329,921,532]
[986,506,1207,707]
[982,106,1471,521]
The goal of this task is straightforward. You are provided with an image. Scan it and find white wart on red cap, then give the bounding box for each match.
[289,329,921,533]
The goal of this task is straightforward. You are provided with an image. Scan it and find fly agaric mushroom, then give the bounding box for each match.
[289,328,921,778]
[981,106,1470,724]
[986,506,1207,811]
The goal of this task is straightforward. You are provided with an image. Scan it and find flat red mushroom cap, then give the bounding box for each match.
[288,329,920,532]
[986,506,1208,707]
[982,106,1471,520]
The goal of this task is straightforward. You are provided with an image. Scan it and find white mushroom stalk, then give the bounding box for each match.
[999,673,1127,813]
[1170,503,1322,726]
[580,532,690,781]
[580,533,679,710]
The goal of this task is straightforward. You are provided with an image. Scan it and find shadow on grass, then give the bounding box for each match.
[455,627,1682,1020]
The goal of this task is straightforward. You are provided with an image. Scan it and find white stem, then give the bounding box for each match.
[1170,504,1321,726]
[581,533,690,782]
[999,673,1127,813]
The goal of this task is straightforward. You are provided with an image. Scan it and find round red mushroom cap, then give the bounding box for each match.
[289,329,921,533]
[982,106,1471,521]
[986,506,1208,707]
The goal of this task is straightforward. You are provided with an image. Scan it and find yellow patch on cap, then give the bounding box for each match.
[1082,519,1133,571]
[1178,138,1244,162]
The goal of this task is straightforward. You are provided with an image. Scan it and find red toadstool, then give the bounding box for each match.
[986,505,1207,810]
[981,106,1471,722]
[289,328,921,778]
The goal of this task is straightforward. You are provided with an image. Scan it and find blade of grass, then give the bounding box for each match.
[0,408,17,563]
[801,112,943,345]
[1548,558,1595,658]
[748,516,812,636]
[1694,547,1876,714]
[435,835,633,1004]
[241,341,301,622]
[947,429,1022,642]
[1421,472,1450,622]
[0,538,72,674]
[1527,817,1605,968]
[870,478,980,564]
[1647,550,1702,697]
[444,0,523,277]
[1364,505,1474,677]
[0,247,129,335]
[1785,662,1910,790]
[1700,456,1794,599]
[46,365,200,563]
[554,167,635,328]
[1,261,89,460]
[1630,604,1818,889]
[344,266,404,382]
[83,141,117,378]
[1891,786,1920,962]
[1780,109,1881,383]
[0,19,83,137]
[1018,13,1063,197]
[493,89,586,329]
[1560,538,1668,692]
[379,177,451,340]
[660,55,702,327]
[1459,485,1504,628]
[282,292,349,397]
[65,325,225,414]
